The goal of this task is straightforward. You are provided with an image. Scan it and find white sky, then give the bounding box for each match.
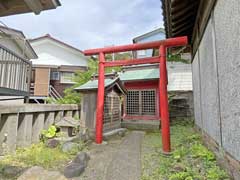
[0,0,164,50]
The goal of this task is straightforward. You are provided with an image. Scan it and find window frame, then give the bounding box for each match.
[60,72,76,84]
[50,71,60,81]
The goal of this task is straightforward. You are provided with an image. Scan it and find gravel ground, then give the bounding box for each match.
[76,131,145,180]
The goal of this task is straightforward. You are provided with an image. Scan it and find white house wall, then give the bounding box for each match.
[167,62,192,91]
[192,0,240,161]
[31,39,88,67]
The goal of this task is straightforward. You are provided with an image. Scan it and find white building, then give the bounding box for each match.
[29,34,88,102]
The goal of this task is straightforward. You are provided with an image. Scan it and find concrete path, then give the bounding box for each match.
[77,131,145,180]
[105,131,145,180]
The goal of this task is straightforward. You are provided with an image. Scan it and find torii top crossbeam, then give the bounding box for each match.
[84,36,187,55]
[83,36,188,153]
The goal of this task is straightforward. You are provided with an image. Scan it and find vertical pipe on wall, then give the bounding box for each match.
[159,45,171,153]
[95,52,105,144]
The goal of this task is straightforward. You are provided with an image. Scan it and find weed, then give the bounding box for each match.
[0,142,85,170]
[169,171,193,180]
[41,125,58,141]
[191,143,215,161]
[141,122,230,180]
[207,165,229,180]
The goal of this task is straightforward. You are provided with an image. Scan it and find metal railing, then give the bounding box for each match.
[49,85,63,101]
[30,83,62,103]
[0,45,31,95]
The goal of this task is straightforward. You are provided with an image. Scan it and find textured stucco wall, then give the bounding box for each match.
[214,0,240,160]
[192,51,202,128]
[198,17,221,144]
[192,0,240,161]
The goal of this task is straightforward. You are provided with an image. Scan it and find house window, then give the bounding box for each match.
[60,72,75,84]
[126,90,156,116]
[50,72,60,80]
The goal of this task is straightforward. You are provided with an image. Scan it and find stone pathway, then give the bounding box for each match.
[105,131,145,180]
[77,131,145,180]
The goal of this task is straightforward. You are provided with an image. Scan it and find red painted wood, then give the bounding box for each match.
[159,45,171,152]
[95,52,105,144]
[104,57,159,67]
[90,36,188,153]
[124,80,159,89]
[84,36,187,55]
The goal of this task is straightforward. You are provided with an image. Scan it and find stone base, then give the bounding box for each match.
[103,128,127,140]
[121,120,160,131]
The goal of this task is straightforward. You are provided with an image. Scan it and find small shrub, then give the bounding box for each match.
[41,125,63,142]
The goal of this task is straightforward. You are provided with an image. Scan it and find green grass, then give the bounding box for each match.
[0,141,86,170]
[141,121,230,180]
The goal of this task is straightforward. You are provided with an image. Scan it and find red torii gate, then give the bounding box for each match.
[84,36,188,153]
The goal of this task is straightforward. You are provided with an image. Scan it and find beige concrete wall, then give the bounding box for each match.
[0,97,24,105]
[34,67,50,96]
[0,104,80,154]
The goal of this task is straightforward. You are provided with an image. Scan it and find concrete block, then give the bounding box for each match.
[121,120,160,131]
[54,111,64,123]
[44,112,55,130]
[17,113,33,147]
[32,113,45,143]
[64,111,73,118]
[0,113,18,154]
[72,110,80,120]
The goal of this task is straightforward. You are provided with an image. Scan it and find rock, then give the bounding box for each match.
[63,152,90,178]
[77,129,90,142]
[17,166,67,180]
[63,163,85,178]
[102,141,108,145]
[73,152,90,166]
[2,165,24,177]
[61,142,79,153]
[46,139,60,148]
[103,128,127,140]
[93,141,108,146]
[118,130,126,137]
